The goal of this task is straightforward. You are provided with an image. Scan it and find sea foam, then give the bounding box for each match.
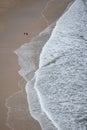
[35,0,87,129]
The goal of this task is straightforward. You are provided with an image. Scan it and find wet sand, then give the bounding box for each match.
[0,0,73,130]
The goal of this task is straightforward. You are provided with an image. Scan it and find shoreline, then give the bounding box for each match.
[0,0,73,130]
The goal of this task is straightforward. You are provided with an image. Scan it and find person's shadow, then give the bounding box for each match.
[24,32,28,35]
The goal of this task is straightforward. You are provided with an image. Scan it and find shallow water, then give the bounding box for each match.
[6,77,41,130]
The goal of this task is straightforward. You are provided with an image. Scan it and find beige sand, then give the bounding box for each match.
[0,0,73,130]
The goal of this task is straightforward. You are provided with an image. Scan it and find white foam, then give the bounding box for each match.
[39,0,87,68]
[26,77,57,130]
[35,0,87,129]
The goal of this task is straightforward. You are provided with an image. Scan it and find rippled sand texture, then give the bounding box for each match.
[0,0,73,130]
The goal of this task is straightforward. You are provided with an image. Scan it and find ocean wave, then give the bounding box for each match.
[35,0,87,129]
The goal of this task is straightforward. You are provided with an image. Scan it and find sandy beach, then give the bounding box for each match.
[0,0,73,130]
